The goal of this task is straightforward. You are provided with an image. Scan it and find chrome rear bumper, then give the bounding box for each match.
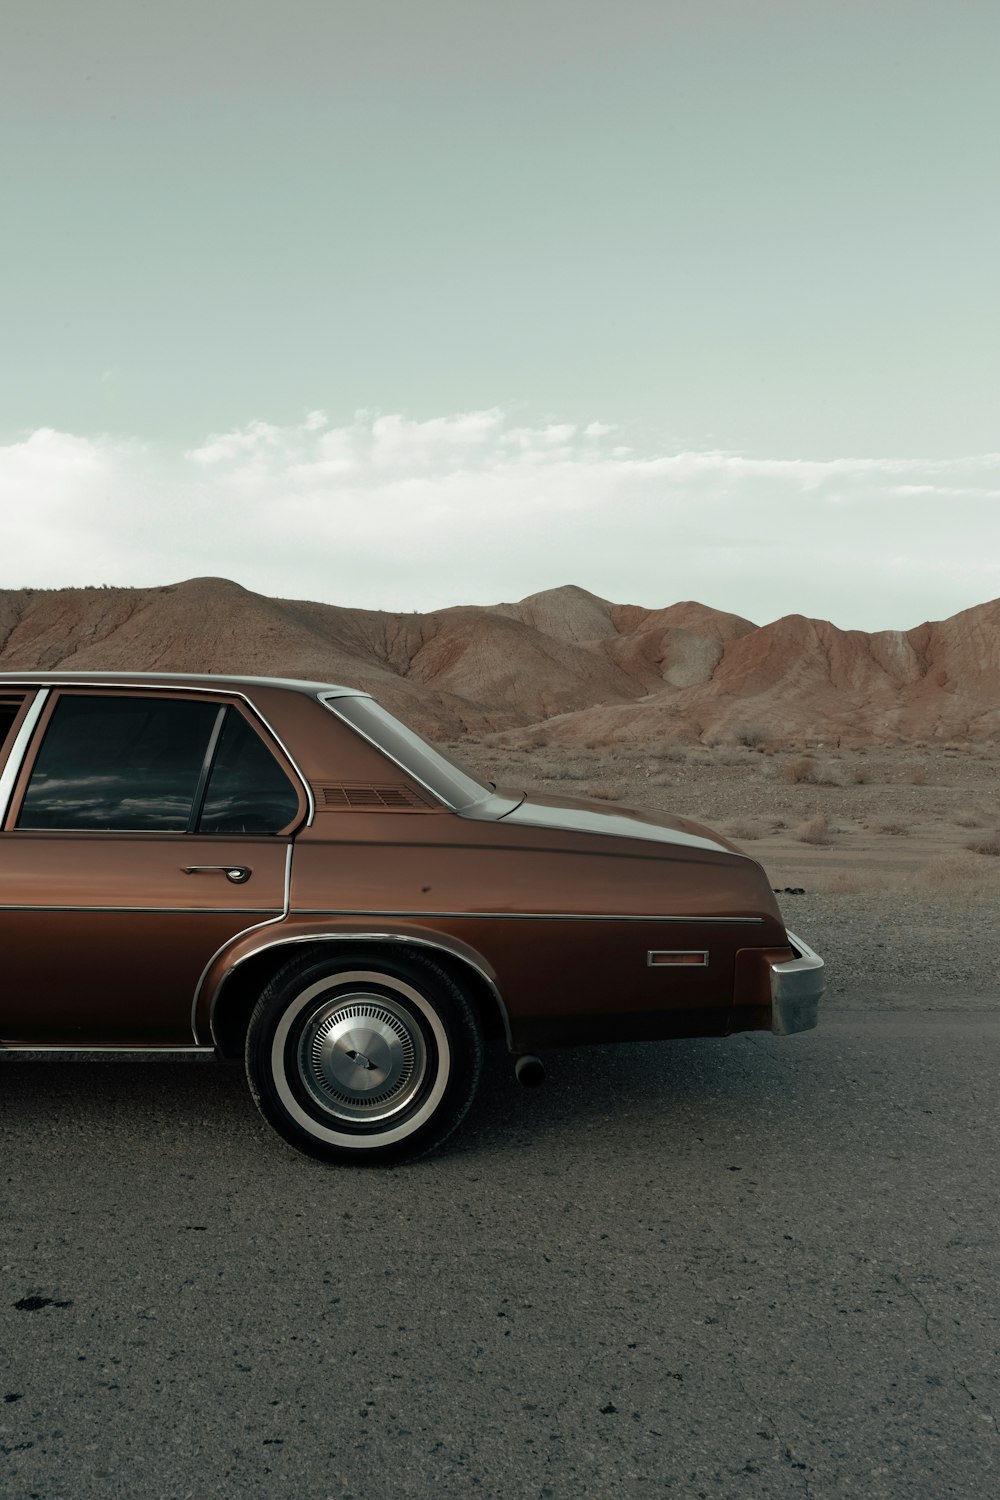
[770,930,825,1034]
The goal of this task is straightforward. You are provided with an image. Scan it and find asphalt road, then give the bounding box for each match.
[1,1007,998,1500]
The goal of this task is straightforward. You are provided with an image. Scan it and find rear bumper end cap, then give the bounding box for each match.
[770,930,825,1035]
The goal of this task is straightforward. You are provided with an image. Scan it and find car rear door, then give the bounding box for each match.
[0,687,305,1046]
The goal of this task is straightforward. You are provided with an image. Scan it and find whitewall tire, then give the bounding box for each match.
[245,949,483,1164]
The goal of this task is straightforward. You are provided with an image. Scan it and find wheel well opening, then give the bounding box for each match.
[209,940,509,1060]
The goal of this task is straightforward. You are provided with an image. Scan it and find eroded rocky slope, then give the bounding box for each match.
[0,578,996,745]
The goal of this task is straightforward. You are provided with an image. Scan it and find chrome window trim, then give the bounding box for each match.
[0,670,364,697]
[0,689,48,828]
[205,929,514,1051]
[189,843,293,1042]
[0,680,315,830]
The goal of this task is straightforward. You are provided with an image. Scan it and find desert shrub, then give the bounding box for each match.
[531,759,592,782]
[784,756,817,785]
[853,767,871,784]
[953,811,983,828]
[733,725,769,748]
[919,852,992,885]
[727,818,767,841]
[656,747,689,764]
[910,768,927,785]
[712,747,753,766]
[877,821,911,836]
[796,813,832,845]
[966,832,1000,857]
[587,783,620,801]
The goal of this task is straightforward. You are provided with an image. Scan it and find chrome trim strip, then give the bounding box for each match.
[189,843,293,1042]
[0,689,48,826]
[0,670,363,697]
[206,929,515,1051]
[0,1045,214,1055]
[0,905,278,915]
[293,909,763,924]
[0,680,315,830]
[647,950,709,966]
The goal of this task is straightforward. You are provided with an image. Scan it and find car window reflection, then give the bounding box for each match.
[19,696,218,832]
[17,694,301,836]
[199,710,299,834]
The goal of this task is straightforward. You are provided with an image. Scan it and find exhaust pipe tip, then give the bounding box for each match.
[514,1054,545,1088]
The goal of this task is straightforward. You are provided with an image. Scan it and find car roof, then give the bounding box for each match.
[0,671,369,699]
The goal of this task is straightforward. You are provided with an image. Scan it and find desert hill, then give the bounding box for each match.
[0,579,996,746]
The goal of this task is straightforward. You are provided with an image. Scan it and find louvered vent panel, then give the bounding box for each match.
[317,783,432,811]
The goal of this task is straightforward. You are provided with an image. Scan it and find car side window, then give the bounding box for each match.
[197,708,300,834]
[17,695,220,832]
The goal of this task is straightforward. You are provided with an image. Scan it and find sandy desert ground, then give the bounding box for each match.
[453,737,1000,1010]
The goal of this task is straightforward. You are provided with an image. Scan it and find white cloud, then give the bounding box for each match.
[891,484,1000,500]
[2,409,998,629]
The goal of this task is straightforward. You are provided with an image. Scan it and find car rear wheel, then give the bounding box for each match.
[244,949,483,1164]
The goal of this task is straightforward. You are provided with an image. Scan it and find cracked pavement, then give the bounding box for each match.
[1,1007,998,1498]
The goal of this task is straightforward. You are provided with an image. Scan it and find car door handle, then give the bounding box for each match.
[182,864,253,884]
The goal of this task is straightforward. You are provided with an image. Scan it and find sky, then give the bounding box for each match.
[2,0,998,630]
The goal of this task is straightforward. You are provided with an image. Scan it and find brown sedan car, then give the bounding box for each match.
[0,673,824,1163]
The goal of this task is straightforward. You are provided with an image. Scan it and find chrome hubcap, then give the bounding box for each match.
[296,991,429,1124]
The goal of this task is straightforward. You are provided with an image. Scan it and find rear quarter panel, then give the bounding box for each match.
[275,811,788,1049]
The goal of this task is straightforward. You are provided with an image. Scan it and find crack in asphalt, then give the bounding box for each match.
[892,1269,999,1440]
